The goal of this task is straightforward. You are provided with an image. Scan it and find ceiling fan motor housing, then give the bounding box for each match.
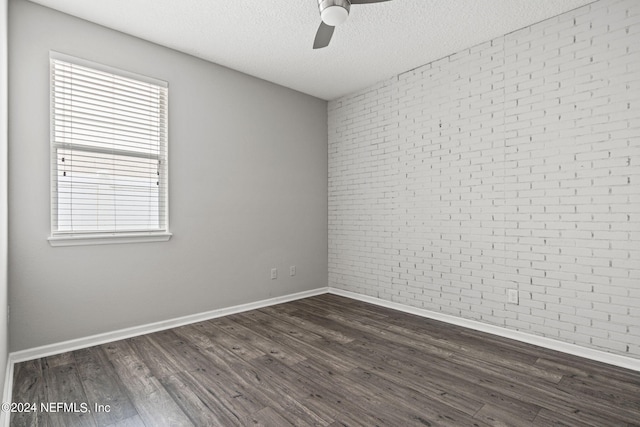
[318,0,351,26]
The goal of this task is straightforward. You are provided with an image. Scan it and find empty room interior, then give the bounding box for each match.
[1,0,639,425]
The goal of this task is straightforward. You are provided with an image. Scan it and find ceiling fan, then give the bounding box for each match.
[313,0,392,49]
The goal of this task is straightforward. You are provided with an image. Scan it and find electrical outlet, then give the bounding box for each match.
[290,266,296,276]
[271,268,277,280]
[507,289,519,304]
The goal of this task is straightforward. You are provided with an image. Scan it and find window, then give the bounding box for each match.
[49,53,170,246]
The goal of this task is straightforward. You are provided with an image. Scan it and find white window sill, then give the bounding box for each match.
[48,232,172,247]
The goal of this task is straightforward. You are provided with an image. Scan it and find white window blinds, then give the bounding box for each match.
[50,53,169,240]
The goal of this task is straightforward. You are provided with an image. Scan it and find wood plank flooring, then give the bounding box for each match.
[10,294,640,426]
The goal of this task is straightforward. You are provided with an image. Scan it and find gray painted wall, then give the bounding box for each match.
[1,0,8,398]
[8,0,328,351]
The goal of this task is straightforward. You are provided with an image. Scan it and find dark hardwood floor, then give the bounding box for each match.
[10,294,640,426]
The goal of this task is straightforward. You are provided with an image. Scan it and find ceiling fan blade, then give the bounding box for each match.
[350,0,392,3]
[313,22,335,49]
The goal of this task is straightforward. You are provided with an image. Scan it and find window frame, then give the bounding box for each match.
[48,52,171,247]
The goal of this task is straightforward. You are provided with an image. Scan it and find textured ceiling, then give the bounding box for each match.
[27,0,595,100]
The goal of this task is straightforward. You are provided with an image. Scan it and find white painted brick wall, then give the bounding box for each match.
[328,0,640,358]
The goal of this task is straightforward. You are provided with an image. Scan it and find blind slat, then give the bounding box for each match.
[53,87,167,116]
[52,63,167,97]
[52,60,167,92]
[54,129,162,153]
[53,101,165,126]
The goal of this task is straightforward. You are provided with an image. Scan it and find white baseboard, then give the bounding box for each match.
[328,288,640,372]
[9,287,329,364]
